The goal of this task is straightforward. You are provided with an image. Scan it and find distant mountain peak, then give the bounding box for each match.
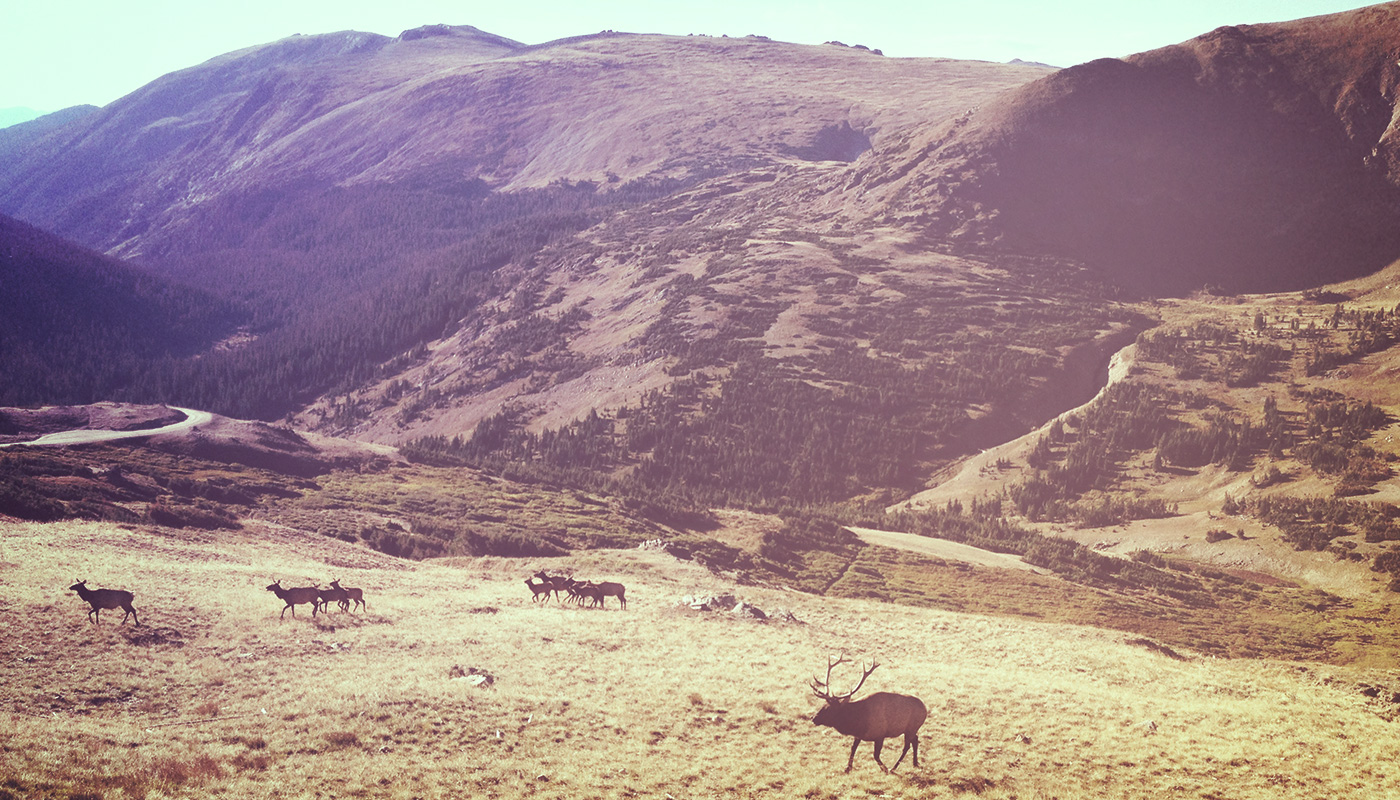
[397,24,523,49]
[1007,58,1058,69]
[852,1,1400,293]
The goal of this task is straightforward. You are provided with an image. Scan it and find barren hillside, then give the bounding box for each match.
[5,517,1400,798]
[831,2,1400,292]
[0,27,1048,264]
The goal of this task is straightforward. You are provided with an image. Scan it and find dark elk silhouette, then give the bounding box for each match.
[560,576,627,609]
[265,580,321,620]
[68,580,140,625]
[329,579,366,612]
[316,582,349,614]
[526,571,565,603]
[810,654,926,773]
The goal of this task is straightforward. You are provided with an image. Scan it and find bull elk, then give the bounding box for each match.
[265,580,320,620]
[810,654,926,773]
[68,580,140,625]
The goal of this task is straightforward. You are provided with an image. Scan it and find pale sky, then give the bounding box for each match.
[0,0,1375,113]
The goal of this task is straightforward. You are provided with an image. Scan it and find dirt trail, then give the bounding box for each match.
[848,526,1037,571]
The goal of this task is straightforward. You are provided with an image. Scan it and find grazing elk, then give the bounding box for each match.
[810,654,926,773]
[329,579,366,612]
[595,581,626,610]
[68,580,140,626]
[265,580,321,620]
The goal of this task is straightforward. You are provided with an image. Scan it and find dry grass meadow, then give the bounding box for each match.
[3,518,1400,799]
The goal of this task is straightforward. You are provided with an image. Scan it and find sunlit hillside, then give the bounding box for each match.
[4,519,1400,799]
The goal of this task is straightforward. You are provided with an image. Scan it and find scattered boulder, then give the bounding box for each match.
[731,602,767,621]
[679,594,799,624]
[448,665,495,687]
[682,594,737,611]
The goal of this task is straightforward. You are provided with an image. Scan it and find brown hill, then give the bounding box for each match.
[0,27,1048,266]
[841,2,1400,293]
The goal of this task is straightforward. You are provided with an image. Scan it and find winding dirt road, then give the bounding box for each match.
[895,342,1137,512]
[847,342,1139,569]
[0,407,211,449]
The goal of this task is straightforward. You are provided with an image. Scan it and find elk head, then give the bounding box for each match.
[810,653,878,723]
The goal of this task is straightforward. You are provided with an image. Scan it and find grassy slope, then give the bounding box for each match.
[879,259,1400,604]
[4,519,1400,799]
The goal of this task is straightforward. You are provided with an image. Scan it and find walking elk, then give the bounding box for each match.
[265,580,321,620]
[525,577,557,603]
[329,579,365,612]
[527,571,565,603]
[810,654,926,773]
[316,583,349,614]
[68,580,140,625]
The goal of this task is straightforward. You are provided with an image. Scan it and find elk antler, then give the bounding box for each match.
[810,653,851,699]
[844,659,879,699]
[810,653,878,700]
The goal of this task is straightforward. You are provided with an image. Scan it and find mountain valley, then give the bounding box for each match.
[8,4,1400,797]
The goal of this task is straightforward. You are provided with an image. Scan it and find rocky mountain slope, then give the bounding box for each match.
[11,6,1400,513]
[836,2,1400,292]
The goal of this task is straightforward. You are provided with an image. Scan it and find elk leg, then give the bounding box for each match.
[846,737,861,773]
[872,737,889,773]
[891,733,916,773]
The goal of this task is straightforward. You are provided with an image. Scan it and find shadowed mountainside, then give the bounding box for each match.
[840,2,1400,292]
[0,213,242,406]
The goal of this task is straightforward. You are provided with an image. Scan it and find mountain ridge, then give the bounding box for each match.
[833,2,1400,292]
[0,30,1049,264]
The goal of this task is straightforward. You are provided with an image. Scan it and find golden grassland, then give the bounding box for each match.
[4,519,1400,799]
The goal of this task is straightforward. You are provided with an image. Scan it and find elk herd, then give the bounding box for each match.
[64,577,369,626]
[264,578,367,619]
[67,575,925,774]
[524,570,626,609]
